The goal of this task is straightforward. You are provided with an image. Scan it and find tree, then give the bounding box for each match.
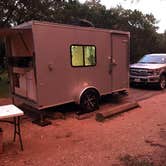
[0,0,67,27]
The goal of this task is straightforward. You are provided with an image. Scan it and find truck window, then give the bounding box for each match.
[71,45,96,67]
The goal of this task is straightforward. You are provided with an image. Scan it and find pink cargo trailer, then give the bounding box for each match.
[0,21,130,113]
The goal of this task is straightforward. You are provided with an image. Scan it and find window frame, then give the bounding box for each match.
[70,44,97,67]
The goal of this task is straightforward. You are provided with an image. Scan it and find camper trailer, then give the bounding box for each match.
[0,21,130,112]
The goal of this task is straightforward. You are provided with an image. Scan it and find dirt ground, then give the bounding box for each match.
[0,92,166,166]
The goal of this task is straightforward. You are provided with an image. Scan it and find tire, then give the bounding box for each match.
[80,89,99,113]
[158,75,166,90]
[130,82,134,87]
[130,82,138,88]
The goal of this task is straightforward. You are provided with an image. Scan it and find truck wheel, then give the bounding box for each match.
[80,90,99,113]
[158,75,166,89]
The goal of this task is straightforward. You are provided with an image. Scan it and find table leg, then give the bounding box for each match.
[13,117,24,151]
[13,117,16,142]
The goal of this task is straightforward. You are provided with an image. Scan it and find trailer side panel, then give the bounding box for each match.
[33,24,112,108]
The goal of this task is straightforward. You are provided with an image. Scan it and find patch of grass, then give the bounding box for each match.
[119,154,154,166]
[0,72,9,98]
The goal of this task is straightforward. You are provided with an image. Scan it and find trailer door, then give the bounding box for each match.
[111,34,129,91]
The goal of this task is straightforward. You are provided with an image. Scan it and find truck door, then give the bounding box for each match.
[111,34,129,91]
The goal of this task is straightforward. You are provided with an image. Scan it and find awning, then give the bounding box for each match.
[0,28,31,37]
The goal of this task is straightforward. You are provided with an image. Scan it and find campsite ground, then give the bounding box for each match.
[0,87,166,166]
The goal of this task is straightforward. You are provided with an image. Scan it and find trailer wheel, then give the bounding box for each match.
[80,89,99,113]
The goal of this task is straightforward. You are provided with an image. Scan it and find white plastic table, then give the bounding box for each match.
[0,104,24,150]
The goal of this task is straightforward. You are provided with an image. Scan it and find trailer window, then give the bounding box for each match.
[84,46,96,66]
[71,46,84,66]
[71,45,96,67]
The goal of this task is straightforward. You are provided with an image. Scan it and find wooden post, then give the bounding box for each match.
[96,102,139,122]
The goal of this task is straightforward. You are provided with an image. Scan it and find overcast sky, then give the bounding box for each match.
[79,0,166,33]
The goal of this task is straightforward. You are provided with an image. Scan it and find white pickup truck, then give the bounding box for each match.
[130,53,166,89]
